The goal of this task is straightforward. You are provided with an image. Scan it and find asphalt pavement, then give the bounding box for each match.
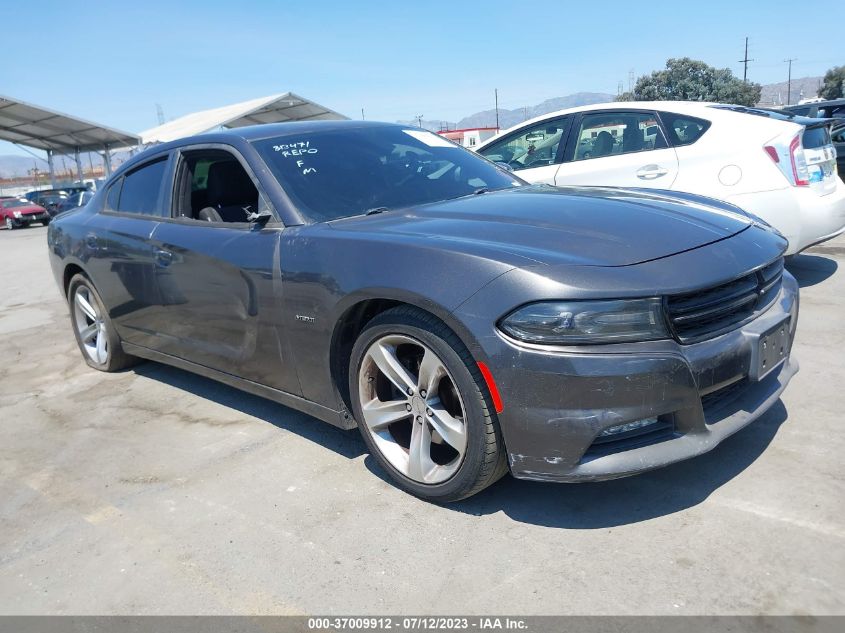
[0,224,843,615]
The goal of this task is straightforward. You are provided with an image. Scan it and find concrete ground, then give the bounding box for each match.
[0,224,843,616]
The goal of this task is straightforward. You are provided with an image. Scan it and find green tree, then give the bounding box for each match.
[819,65,845,100]
[615,58,762,107]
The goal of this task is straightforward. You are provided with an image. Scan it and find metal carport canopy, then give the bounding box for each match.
[0,94,141,184]
[139,92,348,144]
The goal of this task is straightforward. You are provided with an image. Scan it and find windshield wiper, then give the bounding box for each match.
[364,207,389,216]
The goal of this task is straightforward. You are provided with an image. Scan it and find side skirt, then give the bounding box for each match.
[121,342,357,430]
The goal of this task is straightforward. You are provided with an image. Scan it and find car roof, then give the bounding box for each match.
[480,101,719,141]
[114,120,406,177]
[477,100,810,148]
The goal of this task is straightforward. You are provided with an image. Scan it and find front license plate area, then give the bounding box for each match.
[752,318,790,381]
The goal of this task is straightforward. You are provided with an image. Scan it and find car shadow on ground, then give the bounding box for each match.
[786,253,838,287]
[131,360,788,530]
[131,362,367,460]
[365,401,789,529]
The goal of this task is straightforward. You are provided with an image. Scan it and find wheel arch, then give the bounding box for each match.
[62,262,88,298]
[328,291,483,418]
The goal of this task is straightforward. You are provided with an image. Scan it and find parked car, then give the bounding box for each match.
[54,190,95,216]
[477,101,845,255]
[783,98,845,120]
[48,121,798,502]
[1,197,50,229]
[833,123,845,183]
[24,189,67,214]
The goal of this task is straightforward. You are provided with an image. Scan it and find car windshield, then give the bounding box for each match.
[2,198,31,208]
[251,125,520,222]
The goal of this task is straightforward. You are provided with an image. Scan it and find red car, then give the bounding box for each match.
[0,197,51,230]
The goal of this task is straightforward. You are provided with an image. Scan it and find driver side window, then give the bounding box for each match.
[479,117,568,171]
[173,149,264,224]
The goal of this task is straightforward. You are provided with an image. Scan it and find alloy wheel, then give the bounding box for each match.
[358,334,468,484]
[5,217,13,230]
[73,286,108,365]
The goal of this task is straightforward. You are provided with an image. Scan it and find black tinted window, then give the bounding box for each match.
[251,126,519,222]
[802,126,832,149]
[117,158,167,216]
[659,113,711,146]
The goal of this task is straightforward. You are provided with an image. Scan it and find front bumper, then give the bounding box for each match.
[14,212,50,225]
[481,272,799,483]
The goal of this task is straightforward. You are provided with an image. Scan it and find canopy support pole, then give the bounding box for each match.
[46,150,56,188]
[75,147,83,183]
[102,145,112,178]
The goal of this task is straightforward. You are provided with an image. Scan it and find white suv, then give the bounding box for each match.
[476,101,845,255]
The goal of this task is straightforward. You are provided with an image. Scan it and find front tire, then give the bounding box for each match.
[349,306,508,502]
[67,273,138,372]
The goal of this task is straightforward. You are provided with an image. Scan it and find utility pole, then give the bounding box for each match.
[784,58,797,105]
[361,108,365,121]
[628,69,635,93]
[739,37,753,82]
[494,88,499,130]
[156,103,165,125]
[416,114,424,128]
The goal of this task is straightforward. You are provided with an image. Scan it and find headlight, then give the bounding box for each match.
[13,211,22,218]
[499,298,668,344]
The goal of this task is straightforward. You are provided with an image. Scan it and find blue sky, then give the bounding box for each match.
[1,0,839,157]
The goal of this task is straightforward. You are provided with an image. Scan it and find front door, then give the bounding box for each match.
[148,146,299,395]
[477,116,571,184]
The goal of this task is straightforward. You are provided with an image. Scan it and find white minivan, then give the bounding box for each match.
[476,101,845,255]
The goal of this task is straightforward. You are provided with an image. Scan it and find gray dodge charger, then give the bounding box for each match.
[47,121,798,502]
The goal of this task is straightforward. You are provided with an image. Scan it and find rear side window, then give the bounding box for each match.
[116,158,168,216]
[660,113,711,146]
[105,179,122,211]
[571,111,667,161]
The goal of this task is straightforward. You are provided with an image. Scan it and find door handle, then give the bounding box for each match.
[636,164,669,179]
[155,249,173,267]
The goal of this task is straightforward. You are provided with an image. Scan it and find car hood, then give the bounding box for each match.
[328,185,753,267]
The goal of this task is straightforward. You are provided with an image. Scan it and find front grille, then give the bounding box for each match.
[665,258,784,343]
[582,417,676,460]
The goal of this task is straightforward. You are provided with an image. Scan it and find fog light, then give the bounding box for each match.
[599,417,659,437]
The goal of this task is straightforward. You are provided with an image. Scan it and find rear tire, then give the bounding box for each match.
[67,273,139,372]
[349,306,508,502]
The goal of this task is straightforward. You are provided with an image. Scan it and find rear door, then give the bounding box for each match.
[555,110,679,188]
[86,155,170,349]
[148,144,300,395]
[477,116,572,184]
